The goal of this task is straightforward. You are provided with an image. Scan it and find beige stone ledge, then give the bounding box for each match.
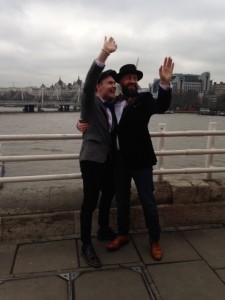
[0,178,225,241]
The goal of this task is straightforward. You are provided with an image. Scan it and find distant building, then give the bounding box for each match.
[202,81,225,111]
[152,72,211,94]
[212,81,225,96]
[0,76,84,111]
[48,76,83,91]
[173,72,211,93]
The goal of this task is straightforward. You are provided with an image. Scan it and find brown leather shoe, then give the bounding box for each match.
[150,241,163,261]
[106,235,129,251]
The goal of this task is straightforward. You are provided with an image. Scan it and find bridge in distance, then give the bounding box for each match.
[0,88,82,112]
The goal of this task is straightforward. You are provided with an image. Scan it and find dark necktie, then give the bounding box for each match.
[103,100,113,110]
[103,100,117,133]
[104,101,117,152]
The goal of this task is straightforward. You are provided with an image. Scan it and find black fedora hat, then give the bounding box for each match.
[98,69,117,83]
[116,64,143,82]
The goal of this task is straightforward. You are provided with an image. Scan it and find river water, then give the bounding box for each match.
[0,107,225,189]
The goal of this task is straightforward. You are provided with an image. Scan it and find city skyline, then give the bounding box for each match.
[1,71,224,90]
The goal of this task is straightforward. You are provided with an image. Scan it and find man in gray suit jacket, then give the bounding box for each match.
[79,36,117,268]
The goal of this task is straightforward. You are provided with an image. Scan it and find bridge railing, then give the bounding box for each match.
[0,122,225,184]
[0,99,78,106]
[0,88,82,107]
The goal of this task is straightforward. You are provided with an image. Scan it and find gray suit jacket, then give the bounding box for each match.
[79,61,113,163]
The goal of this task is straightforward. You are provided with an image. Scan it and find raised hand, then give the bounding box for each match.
[159,57,174,84]
[102,36,117,55]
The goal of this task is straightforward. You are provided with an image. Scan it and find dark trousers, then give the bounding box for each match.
[80,156,114,244]
[114,154,161,242]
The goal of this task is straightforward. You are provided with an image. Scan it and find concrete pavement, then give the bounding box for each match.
[0,225,225,300]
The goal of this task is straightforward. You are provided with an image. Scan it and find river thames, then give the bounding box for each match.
[0,108,225,188]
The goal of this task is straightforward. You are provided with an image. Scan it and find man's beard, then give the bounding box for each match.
[121,83,138,98]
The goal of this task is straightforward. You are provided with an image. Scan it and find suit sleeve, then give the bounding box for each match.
[81,61,104,118]
[82,61,104,106]
[152,86,172,113]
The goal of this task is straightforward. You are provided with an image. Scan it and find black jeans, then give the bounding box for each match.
[80,155,114,244]
[114,154,161,242]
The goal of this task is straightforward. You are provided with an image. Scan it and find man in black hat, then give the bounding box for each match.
[79,36,118,268]
[106,58,174,261]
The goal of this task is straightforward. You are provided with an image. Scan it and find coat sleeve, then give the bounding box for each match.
[152,86,172,113]
[81,61,104,119]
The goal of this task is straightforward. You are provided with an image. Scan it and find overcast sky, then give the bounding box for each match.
[1,0,225,88]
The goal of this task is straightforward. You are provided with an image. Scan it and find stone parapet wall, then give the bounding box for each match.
[0,178,225,241]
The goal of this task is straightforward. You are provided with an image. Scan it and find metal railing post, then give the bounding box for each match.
[41,87,44,108]
[0,144,5,188]
[157,123,166,182]
[205,122,216,180]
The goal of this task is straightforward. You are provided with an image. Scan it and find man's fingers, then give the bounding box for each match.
[163,57,173,68]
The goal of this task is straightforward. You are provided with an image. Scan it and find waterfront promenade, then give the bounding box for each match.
[1,112,225,299]
[0,225,225,300]
[1,177,225,299]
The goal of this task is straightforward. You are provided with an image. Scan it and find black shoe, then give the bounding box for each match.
[81,244,102,268]
[97,227,117,241]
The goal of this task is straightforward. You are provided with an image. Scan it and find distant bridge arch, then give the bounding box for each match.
[0,87,82,112]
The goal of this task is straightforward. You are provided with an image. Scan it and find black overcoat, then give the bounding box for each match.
[115,87,172,169]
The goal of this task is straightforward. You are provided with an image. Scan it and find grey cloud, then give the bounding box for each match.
[0,0,225,87]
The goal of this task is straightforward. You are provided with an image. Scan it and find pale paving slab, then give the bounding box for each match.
[182,227,225,268]
[132,231,200,264]
[75,268,151,300]
[13,239,78,274]
[78,238,140,268]
[0,242,17,276]
[0,276,67,300]
[148,260,225,300]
